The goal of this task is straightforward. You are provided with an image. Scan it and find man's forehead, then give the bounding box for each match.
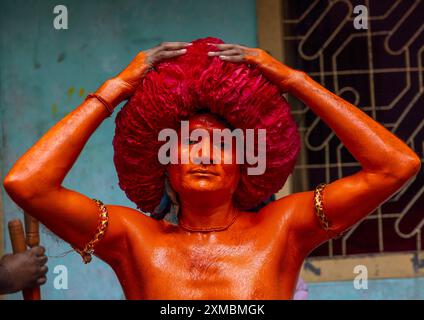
[186,113,230,131]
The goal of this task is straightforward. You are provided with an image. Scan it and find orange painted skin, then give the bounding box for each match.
[3,42,421,299]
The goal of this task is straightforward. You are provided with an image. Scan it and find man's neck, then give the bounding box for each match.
[177,196,239,231]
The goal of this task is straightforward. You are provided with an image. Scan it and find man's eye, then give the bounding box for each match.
[189,139,198,145]
[218,141,228,149]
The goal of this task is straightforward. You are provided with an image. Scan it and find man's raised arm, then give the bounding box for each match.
[2,43,191,260]
[252,48,421,254]
[208,44,420,254]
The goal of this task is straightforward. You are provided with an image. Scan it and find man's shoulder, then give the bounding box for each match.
[257,194,292,215]
[256,192,311,225]
[106,204,163,232]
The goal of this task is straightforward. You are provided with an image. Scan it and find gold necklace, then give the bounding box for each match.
[178,211,239,232]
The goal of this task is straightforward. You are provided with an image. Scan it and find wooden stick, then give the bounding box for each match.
[24,213,40,248]
[8,219,41,300]
[24,213,41,300]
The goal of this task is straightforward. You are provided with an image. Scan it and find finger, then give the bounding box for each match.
[30,246,45,256]
[39,265,48,275]
[160,42,192,50]
[218,55,244,63]
[208,43,237,50]
[156,49,187,60]
[208,49,240,57]
[37,255,48,266]
[36,277,47,286]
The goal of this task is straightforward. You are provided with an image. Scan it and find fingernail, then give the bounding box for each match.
[186,43,193,46]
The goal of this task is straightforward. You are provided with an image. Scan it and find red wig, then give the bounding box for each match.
[113,37,301,216]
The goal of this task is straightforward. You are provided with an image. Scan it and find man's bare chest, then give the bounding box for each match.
[119,227,299,299]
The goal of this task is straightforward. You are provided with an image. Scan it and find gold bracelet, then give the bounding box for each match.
[73,199,109,264]
[313,183,341,239]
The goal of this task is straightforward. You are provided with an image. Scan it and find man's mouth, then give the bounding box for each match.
[188,168,219,176]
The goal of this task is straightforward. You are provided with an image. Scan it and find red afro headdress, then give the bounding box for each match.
[113,37,301,217]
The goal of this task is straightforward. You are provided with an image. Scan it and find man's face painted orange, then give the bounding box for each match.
[166,113,240,203]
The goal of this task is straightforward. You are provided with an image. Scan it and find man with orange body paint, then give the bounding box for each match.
[3,39,421,299]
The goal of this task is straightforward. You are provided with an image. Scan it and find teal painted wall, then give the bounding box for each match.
[0,0,257,299]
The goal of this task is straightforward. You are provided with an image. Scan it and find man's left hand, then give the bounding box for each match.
[207,43,301,92]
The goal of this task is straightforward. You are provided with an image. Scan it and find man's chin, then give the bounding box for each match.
[186,184,222,193]
[179,182,225,196]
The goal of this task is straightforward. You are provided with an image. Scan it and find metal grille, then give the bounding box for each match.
[282,0,424,257]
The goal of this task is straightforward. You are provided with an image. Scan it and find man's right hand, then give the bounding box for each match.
[115,42,192,98]
[0,246,48,294]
